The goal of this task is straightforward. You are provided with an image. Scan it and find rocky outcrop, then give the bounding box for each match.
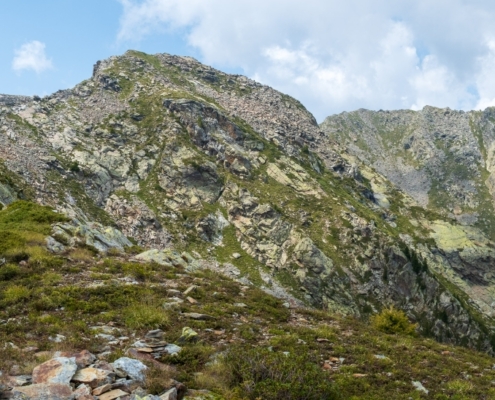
[48,218,132,254]
[105,195,172,249]
[321,107,495,239]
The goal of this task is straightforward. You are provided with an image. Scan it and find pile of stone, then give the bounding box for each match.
[129,329,183,361]
[0,348,183,400]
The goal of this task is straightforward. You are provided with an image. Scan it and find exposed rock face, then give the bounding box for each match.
[321,107,495,239]
[2,50,495,354]
[105,194,172,248]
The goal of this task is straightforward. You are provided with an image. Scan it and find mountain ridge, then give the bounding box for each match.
[1,50,495,357]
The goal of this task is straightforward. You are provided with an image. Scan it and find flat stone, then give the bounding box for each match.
[13,383,73,400]
[92,383,112,396]
[99,389,129,400]
[112,358,147,382]
[72,368,114,388]
[7,375,32,386]
[232,253,241,259]
[183,313,213,320]
[137,347,154,353]
[145,329,164,341]
[32,357,77,385]
[111,378,137,393]
[21,346,39,353]
[95,333,116,341]
[183,285,196,296]
[186,297,197,304]
[146,342,168,348]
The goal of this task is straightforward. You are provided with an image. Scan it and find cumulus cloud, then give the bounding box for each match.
[12,41,53,74]
[117,0,495,119]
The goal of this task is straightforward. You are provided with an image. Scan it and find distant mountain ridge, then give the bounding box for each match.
[321,106,495,239]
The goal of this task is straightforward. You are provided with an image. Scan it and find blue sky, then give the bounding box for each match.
[4,1,495,120]
[0,1,199,97]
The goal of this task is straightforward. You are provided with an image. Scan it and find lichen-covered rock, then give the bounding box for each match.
[195,211,229,245]
[133,249,196,269]
[51,218,132,253]
[32,357,77,385]
[105,194,172,248]
[0,183,15,206]
[112,357,147,383]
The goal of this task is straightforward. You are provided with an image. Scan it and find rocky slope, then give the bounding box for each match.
[2,51,495,358]
[321,107,495,237]
[3,201,495,399]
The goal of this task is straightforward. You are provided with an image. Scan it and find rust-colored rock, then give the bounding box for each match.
[92,361,114,372]
[92,383,112,396]
[13,383,73,399]
[72,368,114,389]
[32,357,77,385]
[73,383,92,399]
[55,350,96,368]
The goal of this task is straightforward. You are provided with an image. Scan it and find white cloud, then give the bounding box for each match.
[117,0,495,120]
[12,41,53,74]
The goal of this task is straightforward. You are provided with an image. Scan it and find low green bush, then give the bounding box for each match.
[215,345,340,400]
[371,306,417,335]
[123,302,169,330]
[0,264,21,281]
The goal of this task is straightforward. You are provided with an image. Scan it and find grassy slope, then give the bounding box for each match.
[0,202,495,399]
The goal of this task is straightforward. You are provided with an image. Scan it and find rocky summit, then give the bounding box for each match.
[2,51,495,398]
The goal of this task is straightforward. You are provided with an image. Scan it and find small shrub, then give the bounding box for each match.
[123,302,169,330]
[123,262,153,281]
[3,285,31,304]
[69,161,80,173]
[210,346,339,400]
[42,272,62,285]
[27,247,64,270]
[371,306,417,335]
[145,363,176,395]
[69,248,95,262]
[0,264,21,281]
[125,245,145,255]
[106,247,122,257]
[4,248,29,263]
[0,201,67,227]
[52,233,70,246]
[32,295,57,311]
